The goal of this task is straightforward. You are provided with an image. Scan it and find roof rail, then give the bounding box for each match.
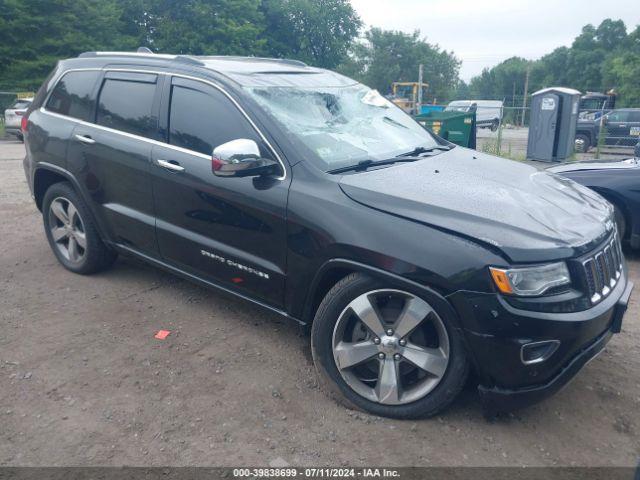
[77,51,204,66]
[201,55,308,68]
[275,58,308,68]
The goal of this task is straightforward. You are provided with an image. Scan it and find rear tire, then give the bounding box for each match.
[42,182,117,274]
[311,273,468,419]
[490,120,499,132]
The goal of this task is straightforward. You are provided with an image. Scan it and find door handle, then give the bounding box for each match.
[74,134,96,145]
[157,159,185,172]
[618,125,626,128]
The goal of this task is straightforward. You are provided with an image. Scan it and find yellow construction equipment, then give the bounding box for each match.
[390,82,429,114]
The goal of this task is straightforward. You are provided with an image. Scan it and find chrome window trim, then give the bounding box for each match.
[40,109,212,160]
[41,67,288,181]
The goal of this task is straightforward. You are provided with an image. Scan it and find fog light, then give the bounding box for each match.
[521,340,560,365]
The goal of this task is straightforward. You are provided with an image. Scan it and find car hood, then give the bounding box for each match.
[547,158,639,173]
[339,148,614,263]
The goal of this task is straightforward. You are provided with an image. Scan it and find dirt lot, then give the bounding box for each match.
[0,140,639,467]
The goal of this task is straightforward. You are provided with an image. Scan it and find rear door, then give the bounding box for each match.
[67,70,162,257]
[150,76,290,307]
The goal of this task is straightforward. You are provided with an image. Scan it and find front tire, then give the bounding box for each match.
[575,134,590,153]
[613,204,627,240]
[311,273,468,419]
[42,182,117,274]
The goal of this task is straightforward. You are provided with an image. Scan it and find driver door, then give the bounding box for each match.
[150,76,290,307]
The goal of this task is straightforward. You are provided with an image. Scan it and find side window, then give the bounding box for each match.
[45,71,100,121]
[608,111,629,123]
[628,111,640,123]
[97,76,157,138]
[168,82,264,156]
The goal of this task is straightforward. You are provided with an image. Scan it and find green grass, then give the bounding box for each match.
[0,121,5,139]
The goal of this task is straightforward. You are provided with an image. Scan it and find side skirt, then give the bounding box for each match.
[113,243,305,327]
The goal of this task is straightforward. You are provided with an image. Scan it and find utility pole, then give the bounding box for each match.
[417,64,424,113]
[521,66,530,127]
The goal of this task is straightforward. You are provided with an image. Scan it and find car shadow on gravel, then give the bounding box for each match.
[100,254,488,420]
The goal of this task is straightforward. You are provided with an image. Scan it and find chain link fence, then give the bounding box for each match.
[468,104,638,162]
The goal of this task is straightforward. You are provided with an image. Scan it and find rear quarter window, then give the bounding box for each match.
[45,71,100,121]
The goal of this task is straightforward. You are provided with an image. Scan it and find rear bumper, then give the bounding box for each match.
[449,277,633,413]
[5,127,22,136]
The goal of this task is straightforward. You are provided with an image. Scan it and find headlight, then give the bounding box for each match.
[489,262,571,296]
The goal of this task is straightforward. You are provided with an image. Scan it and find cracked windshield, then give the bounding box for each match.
[246,85,439,170]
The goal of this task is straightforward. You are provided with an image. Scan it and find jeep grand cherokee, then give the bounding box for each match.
[22,51,633,418]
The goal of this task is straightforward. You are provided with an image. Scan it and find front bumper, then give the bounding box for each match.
[449,275,633,413]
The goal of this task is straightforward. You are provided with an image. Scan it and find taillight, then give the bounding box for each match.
[15,111,24,116]
[21,113,29,132]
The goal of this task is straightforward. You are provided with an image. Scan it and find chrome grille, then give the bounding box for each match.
[581,232,624,304]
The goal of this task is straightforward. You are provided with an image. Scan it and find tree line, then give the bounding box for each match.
[0,0,459,102]
[0,1,638,107]
[459,19,640,107]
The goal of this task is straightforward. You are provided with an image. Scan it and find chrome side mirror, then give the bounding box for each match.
[212,138,279,178]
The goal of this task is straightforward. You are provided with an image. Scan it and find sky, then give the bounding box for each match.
[350,0,640,82]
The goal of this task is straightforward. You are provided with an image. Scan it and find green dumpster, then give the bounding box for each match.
[414,110,476,148]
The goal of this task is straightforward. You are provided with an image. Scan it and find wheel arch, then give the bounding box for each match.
[33,164,81,211]
[33,163,111,244]
[303,259,462,330]
[591,187,632,239]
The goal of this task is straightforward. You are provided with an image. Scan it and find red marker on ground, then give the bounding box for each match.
[154,330,171,340]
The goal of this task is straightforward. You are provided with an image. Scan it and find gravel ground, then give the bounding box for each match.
[0,141,638,467]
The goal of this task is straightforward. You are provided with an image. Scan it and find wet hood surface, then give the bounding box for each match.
[339,148,614,263]
[547,158,639,174]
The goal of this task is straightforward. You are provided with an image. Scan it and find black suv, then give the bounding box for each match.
[22,52,633,418]
[576,108,640,152]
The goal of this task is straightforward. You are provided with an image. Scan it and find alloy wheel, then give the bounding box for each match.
[47,197,87,265]
[332,289,450,405]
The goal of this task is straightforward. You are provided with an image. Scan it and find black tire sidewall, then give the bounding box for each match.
[575,134,589,153]
[613,204,626,240]
[311,273,468,419]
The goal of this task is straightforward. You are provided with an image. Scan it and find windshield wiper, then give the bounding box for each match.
[397,145,454,157]
[328,158,419,174]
